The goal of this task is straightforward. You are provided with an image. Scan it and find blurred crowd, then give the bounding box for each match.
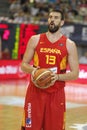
[0,0,87,24]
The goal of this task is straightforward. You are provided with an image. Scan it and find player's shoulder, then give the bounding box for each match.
[30,33,45,45]
[66,38,77,53]
[31,34,40,41]
[66,38,76,47]
[28,34,40,47]
[31,33,45,39]
[28,33,44,48]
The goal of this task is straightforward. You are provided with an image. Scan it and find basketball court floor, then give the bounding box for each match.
[0,79,87,130]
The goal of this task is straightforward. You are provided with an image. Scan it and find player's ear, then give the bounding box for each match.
[60,20,64,26]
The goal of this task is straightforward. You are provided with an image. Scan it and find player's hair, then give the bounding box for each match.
[49,8,65,20]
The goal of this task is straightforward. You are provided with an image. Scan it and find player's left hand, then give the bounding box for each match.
[49,73,58,86]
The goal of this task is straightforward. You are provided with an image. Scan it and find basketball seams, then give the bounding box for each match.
[37,75,51,84]
[36,75,52,89]
[35,70,51,81]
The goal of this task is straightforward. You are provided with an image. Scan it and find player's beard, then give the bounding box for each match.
[48,23,60,33]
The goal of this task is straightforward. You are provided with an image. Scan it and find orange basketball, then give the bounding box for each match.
[33,68,52,89]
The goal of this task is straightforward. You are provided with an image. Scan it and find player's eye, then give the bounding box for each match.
[55,16,60,19]
[49,15,52,19]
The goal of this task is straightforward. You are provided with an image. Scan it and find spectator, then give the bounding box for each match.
[13,8,30,23]
[1,47,11,59]
[79,52,87,64]
[9,0,21,19]
[1,0,87,24]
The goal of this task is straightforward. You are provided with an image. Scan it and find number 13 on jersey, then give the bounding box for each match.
[46,55,56,65]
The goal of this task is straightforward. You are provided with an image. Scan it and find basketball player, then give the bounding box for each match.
[21,9,79,130]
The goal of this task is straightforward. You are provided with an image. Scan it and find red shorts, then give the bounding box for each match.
[21,83,66,130]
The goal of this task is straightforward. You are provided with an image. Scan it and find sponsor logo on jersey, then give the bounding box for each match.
[49,67,57,73]
[26,118,32,127]
[40,42,44,44]
[26,103,32,127]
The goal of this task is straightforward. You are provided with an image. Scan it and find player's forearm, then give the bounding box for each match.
[21,62,36,74]
[57,71,79,81]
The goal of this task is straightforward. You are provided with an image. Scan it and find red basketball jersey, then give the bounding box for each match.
[33,33,68,93]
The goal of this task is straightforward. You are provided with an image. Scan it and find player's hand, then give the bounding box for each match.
[31,68,39,83]
[50,73,58,86]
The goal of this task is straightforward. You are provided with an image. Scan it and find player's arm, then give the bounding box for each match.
[58,39,79,81]
[51,39,79,82]
[21,35,40,74]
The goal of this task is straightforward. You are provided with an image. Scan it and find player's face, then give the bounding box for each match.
[48,12,64,33]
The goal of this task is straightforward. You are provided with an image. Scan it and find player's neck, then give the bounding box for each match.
[46,31,63,43]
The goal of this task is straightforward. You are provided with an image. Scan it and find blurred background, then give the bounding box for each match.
[0,0,87,130]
